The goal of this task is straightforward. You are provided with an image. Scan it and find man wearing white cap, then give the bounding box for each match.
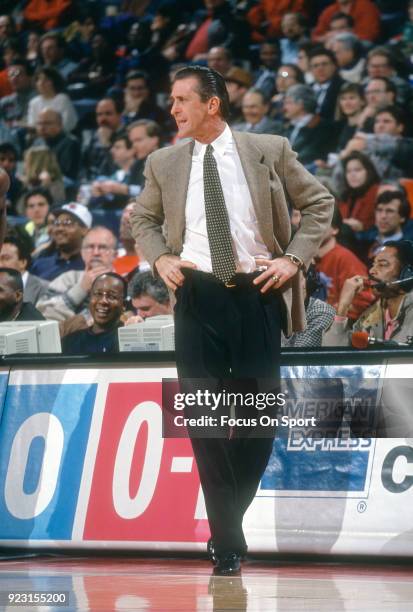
[30,203,92,281]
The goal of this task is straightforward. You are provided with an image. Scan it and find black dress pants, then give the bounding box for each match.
[174,270,282,556]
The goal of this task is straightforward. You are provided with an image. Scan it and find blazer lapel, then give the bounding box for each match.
[165,139,194,247]
[232,131,274,252]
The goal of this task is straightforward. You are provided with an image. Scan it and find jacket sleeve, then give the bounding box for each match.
[276,138,335,270]
[129,154,172,272]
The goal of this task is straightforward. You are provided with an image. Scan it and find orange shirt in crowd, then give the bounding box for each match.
[113,255,139,277]
[316,243,376,320]
[24,0,72,30]
[312,0,380,42]
[247,0,308,40]
[0,69,12,98]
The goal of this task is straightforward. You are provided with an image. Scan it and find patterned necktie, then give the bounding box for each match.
[203,144,236,283]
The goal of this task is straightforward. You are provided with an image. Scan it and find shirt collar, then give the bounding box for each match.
[193,123,232,158]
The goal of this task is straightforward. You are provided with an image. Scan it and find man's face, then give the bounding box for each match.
[281,14,303,39]
[0,16,13,41]
[170,77,214,140]
[0,243,26,273]
[207,47,231,74]
[40,38,61,65]
[111,139,134,166]
[331,40,353,68]
[96,100,121,130]
[0,151,16,174]
[242,92,268,125]
[36,111,62,139]
[338,0,354,11]
[375,200,405,236]
[283,95,303,120]
[367,55,392,78]
[81,228,116,269]
[374,112,403,136]
[128,125,159,160]
[259,43,278,68]
[90,276,124,328]
[329,16,352,34]
[132,294,170,319]
[25,194,50,225]
[369,246,401,285]
[365,79,393,108]
[125,78,149,103]
[310,54,336,83]
[7,64,31,93]
[0,273,21,320]
[53,213,87,250]
[119,204,134,243]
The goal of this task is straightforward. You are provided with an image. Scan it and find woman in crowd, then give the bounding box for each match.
[335,82,366,151]
[339,151,380,232]
[27,67,78,132]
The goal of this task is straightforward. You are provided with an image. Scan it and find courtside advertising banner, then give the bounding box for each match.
[0,361,412,556]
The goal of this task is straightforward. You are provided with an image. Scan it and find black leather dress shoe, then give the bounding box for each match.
[213,553,241,576]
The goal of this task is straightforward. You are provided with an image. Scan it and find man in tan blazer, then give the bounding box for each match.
[131,66,334,575]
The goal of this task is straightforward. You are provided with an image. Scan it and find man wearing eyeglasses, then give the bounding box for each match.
[36,224,117,322]
[30,202,92,281]
[0,59,35,128]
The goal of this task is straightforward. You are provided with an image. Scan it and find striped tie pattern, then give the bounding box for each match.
[203,144,236,283]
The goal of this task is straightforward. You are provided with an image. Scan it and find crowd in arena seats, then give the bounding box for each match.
[1,0,413,353]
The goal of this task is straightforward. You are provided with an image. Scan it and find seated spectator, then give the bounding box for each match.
[315,206,376,320]
[127,119,161,188]
[32,108,81,196]
[21,145,65,207]
[0,60,36,128]
[341,106,413,180]
[224,67,253,125]
[82,96,124,180]
[127,270,172,321]
[323,241,413,346]
[309,47,344,121]
[113,202,141,277]
[185,0,250,61]
[282,264,335,347]
[358,77,397,134]
[27,67,78,133]
[0,15,15,52]
[207,46,232,76]
[68,32,117,99]
[0,143,24,216]
[38,32,77,80]
[122,71,170,132]
[356,190,413,261]
[0,267,44,322]
[90,132,137,208]
[23,187,52,250]
[326,11,355,39]
[0,234,48,304]
[30,202,91,281]
[339,152,380,232]
[329,32,365,84]
[37,225,117,321]
[252,41,279,100]
[364,47,410,107]
[279,12,309,65]
[297,41,318,84]
[0,38,21,98]
[62,272,126,354]
[247,0,307,40]
[312,0,380,43]
[334,83,366,152]
[282,84,334,168]
[26,31,41,68]
[23,0,74,32]
[233,88,281,135]
[270,63,304,122]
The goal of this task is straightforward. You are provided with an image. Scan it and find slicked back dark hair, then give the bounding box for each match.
[376,189,411,221]
[173,65,230,121]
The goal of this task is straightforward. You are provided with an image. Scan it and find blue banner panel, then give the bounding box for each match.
[0,383,96,540]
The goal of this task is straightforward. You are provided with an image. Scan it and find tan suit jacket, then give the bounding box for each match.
[130,131,334,335]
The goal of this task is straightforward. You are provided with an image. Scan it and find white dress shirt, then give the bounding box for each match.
[180,124,271,273]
